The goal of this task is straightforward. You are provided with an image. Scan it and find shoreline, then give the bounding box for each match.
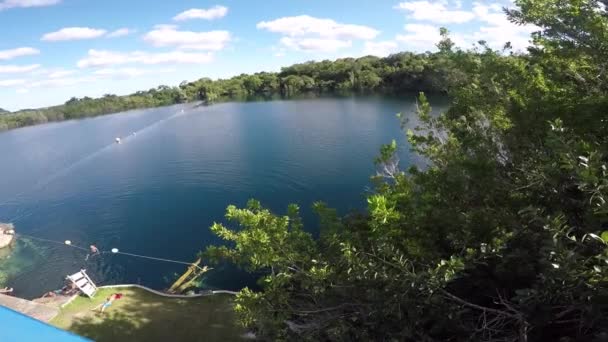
[0,90,444,134]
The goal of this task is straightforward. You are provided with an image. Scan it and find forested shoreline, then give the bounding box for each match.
[0,50,455,131]
[3,0,608,340]
[201,1,608,341]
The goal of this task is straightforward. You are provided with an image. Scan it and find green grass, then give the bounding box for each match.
[50,287,247,342]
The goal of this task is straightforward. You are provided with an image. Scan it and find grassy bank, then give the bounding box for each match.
[51,288,246,342]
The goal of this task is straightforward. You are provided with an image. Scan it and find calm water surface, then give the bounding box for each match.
[0,95,445,298]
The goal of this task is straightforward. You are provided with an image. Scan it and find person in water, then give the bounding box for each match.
[93,293,123,313]
[90,244,99,254]
[85,244,100,261]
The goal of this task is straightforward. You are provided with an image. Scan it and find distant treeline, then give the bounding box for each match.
[0,51,458,131]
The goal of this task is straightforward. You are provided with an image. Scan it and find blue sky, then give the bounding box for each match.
[0,0,533,111]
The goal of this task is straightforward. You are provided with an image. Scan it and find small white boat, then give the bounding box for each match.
[115,137,121,144]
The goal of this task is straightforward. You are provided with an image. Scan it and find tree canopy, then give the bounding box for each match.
[1,50,462,132]
[203,1,608,341]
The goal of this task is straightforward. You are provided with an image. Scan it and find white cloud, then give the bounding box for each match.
[392,1,536,52]
[258,15,378,53]
[257,15,379,40]
[394,1,475,24]
[0,0,60,11]
[280,37,352,53]
[0,47,40,60]
[77,49,214,68]
[396,24,442,51]
[16,88,29,94]
[28,76,93,88]
[395,24,469,52]
[0,79,26,87]
[93,67,175,79]
[126,51,214,65]
[0,64,41,73]
[41,27,107,41]
[473,2,509,24]
[30,67,77,78]
[173,5,228,21]
[107,28,133,38]
[48,69,76,78]
[94,67,148,77]
[470,2,537,51]
[143,26,231,51]
[363,41,399,57]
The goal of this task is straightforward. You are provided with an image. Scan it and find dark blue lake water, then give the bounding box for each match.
[0,95,445,298]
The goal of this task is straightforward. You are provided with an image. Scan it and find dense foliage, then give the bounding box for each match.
[0,88,188,131]
[1,51,456,131]
[204,1,608,341]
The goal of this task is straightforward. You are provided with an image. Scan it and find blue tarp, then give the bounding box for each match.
[0,306,89,342]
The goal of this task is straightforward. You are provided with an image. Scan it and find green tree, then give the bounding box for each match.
[243,75,263,94]
[203,1,608,340]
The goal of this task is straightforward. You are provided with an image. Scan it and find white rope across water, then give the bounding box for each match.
[16,232,89,252]
[14,232,206,271]
[111,251,208,272]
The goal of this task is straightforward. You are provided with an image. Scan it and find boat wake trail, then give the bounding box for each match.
[0,107,196,222]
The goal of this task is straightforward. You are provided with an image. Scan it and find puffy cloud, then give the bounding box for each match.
[41,27,107,41]
[472,2,510,24]
[30,67,77,78]
[0,0,60,11]
[470,2,537,51]
[280,37,352,52]
[0,64,41,73]
[0,79,26,87]
[173,5,228,21]
[0,47,40,60]
[394,1,475,24]
[41,27,135,41]
[29,76,93,87]
[46,69,76,78]
[396,24,442,51]
[93,67,175,79]
[363,41,399,57]
[395,24,469,52]
[393,1,536,52]
[257,15,379,40]
[258,15,379,53]
[107,28,133,38]
[77,49,214,68]
[77,50,129,68]
[94,67,148,77]
[143,26,231,51]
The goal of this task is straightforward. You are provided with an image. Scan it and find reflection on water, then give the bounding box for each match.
[0,95,447,299]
